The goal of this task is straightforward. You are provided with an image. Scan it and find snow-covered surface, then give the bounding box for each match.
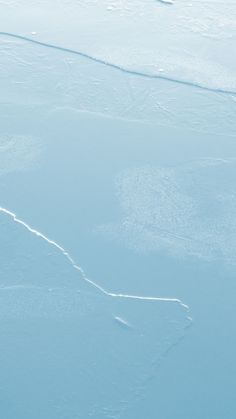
[0,1,236,418]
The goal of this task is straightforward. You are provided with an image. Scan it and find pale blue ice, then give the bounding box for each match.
[0,1,236,418]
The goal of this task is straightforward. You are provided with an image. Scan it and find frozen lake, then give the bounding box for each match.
[0,1,236,418]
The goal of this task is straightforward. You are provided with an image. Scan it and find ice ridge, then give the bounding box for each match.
[0,32,235,95]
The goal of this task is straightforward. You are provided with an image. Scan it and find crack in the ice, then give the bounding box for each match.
[0,206,190,312]
[0,32,234,95]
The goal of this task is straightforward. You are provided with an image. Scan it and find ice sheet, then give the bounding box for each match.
[0,206,190,419]
[0,15,236,135]
[0,0,236,92]
[0,1,236,417]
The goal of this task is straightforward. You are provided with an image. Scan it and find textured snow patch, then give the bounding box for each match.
[98,158,236,264]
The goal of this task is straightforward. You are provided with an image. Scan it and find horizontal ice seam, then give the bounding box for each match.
[0,32,235,96]
[0,206,189,312]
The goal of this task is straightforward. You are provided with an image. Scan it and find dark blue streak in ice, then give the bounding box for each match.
[0,32,235,95]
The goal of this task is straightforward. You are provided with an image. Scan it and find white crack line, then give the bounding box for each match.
[0,206,190,312]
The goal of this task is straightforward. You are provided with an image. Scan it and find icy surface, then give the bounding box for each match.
[0,134,41,176]
[0,15,236,135]
[0,207,189,419]
[0,0,236,418]
[0,0,236,92]
[99,158,236,263]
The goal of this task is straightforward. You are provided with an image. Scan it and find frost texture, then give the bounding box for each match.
[98,159,236,264]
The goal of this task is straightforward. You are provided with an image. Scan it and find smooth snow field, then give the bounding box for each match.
[0,1,236,418]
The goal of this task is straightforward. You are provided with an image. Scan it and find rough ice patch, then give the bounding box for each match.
[97,158,236,264]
